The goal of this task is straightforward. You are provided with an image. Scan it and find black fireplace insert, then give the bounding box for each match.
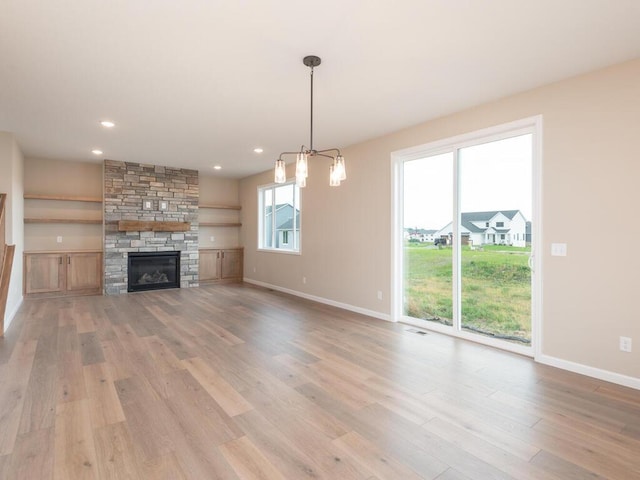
[127,251,180,292]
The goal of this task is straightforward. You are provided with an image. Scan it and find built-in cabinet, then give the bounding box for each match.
[24,251,103,297]
[199,203,243,283]
[199,248,243,283]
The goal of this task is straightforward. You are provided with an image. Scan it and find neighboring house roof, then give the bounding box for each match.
[461,221,486,233]
[266,203,300,231]
[277,212,300,231]
[462,210,521,222]
[405,228,437,234]
[437,210,526,236]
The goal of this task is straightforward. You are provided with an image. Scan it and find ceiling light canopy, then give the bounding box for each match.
[91,149,103,155]
[274,55,346,188]
[100,120,115,128]
[253,147,264,154]
[213,165,222,170]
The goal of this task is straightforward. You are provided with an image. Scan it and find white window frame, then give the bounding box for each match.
[391,115,542,359]
[257,180,301,254]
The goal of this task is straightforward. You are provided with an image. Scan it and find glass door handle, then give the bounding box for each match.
[528,253,534,272]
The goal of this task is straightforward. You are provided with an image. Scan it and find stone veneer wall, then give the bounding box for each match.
[103,160,199,295]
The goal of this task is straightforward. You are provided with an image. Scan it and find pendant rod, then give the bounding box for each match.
[309,65,314,152]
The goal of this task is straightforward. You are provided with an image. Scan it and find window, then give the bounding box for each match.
[496,221,504,227]
[258,180,300,252]
[485,222,489,227]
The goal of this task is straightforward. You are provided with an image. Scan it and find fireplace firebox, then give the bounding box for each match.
[127,252,180,292]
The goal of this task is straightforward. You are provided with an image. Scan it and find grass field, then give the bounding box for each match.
[404,243,531,343]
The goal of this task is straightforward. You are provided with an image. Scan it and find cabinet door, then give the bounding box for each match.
[199,250,221,281]
[66,252,102,292]
[24,254,65,294]
[220,249,243,280]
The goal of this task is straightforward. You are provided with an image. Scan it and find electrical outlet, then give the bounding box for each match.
[620,336,632,352]
[253,267,256,273]
[302,276,306,284]
[56,236,63,243]
[210,236,215,242]
[551,243,567,256]
[377,291,383,300]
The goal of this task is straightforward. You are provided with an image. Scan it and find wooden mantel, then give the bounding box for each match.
[117,220,191,232]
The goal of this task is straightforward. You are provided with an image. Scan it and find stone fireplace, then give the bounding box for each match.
[103,160,199,295]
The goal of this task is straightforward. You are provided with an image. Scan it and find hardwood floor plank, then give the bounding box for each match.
[92,422,143,480]
[18,324,58,434]
[241,366,351,440]
[162,368,244,445]
[0,340,38,455]
[144,335,185,374]
[529,450,606,480]
[0,284,638,479]
[6,427,55,480]
[114,377,174,460]
[83,362,126,428]
[421,416,559,480]
[239,376,370,479]
[333,431,425,480]
[139,452,188,480]
[182,356,253,417]
[79,332,105,366]
[53,399,98,480]
[233,409,325,480]
[219,435,287,480]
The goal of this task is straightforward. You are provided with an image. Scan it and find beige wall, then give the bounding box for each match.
[0,132,24,332]
[23,158,103,251]
[240,59,640,381]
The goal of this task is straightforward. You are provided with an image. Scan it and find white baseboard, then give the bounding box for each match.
[243,278,392,323]
[3,296,23,334]
[537,353,640,390]
[243,279,638,391]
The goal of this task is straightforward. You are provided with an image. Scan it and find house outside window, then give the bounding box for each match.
[496,221,504,227]
[258,180,300,253]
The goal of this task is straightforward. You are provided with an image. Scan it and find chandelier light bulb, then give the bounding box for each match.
[296,152,308,179]
[274,159,286,183]
[335,155,346,181]
[329,164,341,187]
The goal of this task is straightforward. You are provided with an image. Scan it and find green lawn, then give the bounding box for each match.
[404,243,531,343]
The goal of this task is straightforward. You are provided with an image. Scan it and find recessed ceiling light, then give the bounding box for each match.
[213,165,222,170]
[100,120,115,128]
[253,148,264,154]
[91,149,103,155]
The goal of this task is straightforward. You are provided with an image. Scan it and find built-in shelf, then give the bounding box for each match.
[24,194,102,203]
[24,218,102,224]
[199,222,242,227]
[199,204,241,210]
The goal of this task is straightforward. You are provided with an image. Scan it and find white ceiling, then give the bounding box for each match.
[1,1,639,178]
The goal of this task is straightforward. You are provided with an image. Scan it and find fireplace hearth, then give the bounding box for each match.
[127,252,180,292]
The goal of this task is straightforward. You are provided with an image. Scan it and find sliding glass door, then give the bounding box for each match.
[397,120,538,353]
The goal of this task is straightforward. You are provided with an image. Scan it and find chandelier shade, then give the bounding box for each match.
[274,56,346,187]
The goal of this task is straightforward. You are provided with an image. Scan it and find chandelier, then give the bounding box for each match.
[274,55,346,188]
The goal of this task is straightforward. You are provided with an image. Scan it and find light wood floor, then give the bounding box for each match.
[1,283,639,479]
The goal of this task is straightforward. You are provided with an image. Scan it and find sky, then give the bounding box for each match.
[403,134,532,230]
